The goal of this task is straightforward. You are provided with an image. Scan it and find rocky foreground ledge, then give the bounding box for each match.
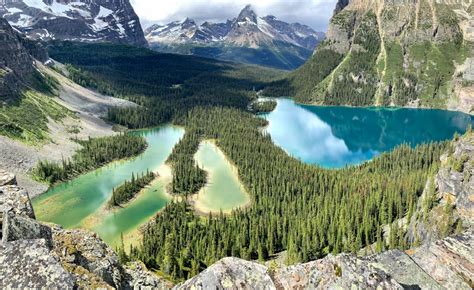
[177,229,473,289]
[0,169,166,289]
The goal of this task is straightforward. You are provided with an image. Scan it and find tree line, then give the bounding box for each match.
[34,134,147,184]
[109,170,156,207]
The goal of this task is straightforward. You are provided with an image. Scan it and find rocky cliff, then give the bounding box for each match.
[0,169,166,289]
[285,0,474,113]
[0,17,35,101]
[0,0,147,47]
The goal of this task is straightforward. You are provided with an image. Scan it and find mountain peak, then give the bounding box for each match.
[181,17,197,29]
[237,4,258,24]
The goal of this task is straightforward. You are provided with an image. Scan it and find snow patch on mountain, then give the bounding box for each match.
[145,5,324,50]
[0,0,147,46]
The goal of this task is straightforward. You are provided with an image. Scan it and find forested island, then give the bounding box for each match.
[109,170,156,207]
[34,134,147,184]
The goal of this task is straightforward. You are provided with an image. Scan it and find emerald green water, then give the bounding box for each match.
[194,141,249,214]
[32,126,184,247]
[263,98,474,168]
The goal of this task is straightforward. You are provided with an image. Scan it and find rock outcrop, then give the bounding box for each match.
[0,171,165,289]
[0,17,34,101]
[177,231,474,289]
[406,132,474,245]
[0,0,147,47]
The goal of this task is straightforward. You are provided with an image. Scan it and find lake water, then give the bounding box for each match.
[262,98,474,168]
[32,126,184,247]
[193,141,249,214]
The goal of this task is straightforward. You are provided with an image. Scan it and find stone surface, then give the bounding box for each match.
[0,169,16,186]
[370,250,441,289]
[274,253,402,289]
[0,239,76,289]
[411,229,474,289]
[50,225,125,288]
[0,171,164,289]
[124,261,169,289]
[2,211,52,245]
[176,257,275,289]
[0,184,35,219]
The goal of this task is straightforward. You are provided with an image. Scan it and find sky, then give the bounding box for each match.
[129,0,337,32]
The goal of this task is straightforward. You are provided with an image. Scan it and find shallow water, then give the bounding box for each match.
[193,141,249,214]
[32,126,184,246]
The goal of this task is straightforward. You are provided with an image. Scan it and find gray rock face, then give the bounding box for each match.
[369,250,441,289]
[273,253,403,289]
[2,211,52,245]
[0,169,16,186]
[50,224,125,288]
[0,0,147,47]
[177,255,404,289]
[0,17,34,101]
[0,184,35,219]
[177,257,275,289]
[0,239,76,289]
[411,229,474,289]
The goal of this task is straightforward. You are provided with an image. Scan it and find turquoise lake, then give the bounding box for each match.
[263,98,474,168]
[33,126,184,247]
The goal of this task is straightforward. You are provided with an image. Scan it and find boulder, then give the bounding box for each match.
[410,229,474,290]
[0,184,35,219]
[0,239,75,289]
[0,169,16,186]
[274,253,402,289]
[2,211,52,246]
[50,225,124,288]
[176,257,275,289]
[124,261,169,289]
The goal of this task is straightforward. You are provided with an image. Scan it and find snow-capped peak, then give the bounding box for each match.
[145,5,324,50]
[0,0,147,46]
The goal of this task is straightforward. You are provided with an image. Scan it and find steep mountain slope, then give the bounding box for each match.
[277,0,474,113]
[145,5,324,70]
[0,0,146,46]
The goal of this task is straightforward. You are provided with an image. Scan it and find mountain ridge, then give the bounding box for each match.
[145,5,324,70]
[0,0,147,47]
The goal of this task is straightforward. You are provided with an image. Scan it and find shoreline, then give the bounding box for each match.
[189,140,252,216]
[263,96,474,116]
[78,164,178,250]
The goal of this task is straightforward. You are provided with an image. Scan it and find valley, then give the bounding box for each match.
[1,0,473,288]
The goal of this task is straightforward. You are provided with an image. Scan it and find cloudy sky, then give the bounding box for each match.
[130,0,337,32]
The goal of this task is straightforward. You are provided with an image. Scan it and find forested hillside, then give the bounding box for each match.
[265,0,474,113]
[48,42,285,128]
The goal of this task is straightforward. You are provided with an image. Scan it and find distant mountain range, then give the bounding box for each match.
[145,5,325,70]
[0,0,147,46]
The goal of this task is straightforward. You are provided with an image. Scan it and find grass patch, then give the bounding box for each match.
[0,90,71,145]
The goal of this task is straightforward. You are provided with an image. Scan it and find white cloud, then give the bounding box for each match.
[130,0,337,31]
